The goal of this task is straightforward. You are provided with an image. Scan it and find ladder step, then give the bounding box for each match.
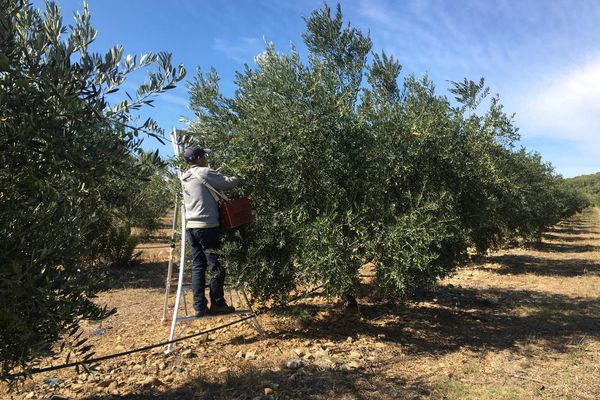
[177,310,255,321]
[169,283,192,290]
[168,283,241,290]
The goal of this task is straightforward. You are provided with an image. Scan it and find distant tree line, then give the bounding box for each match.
[564,172,600,206]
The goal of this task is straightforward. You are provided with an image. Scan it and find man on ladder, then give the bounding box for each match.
[180,145,240,317]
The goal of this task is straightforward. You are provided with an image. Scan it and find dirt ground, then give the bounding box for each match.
[3,208,600,399]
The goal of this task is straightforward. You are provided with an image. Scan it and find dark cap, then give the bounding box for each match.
[183,145,210,162]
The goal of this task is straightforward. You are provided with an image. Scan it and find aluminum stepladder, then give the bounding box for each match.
[164,128,264,354]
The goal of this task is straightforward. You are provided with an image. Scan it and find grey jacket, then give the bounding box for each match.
[181,166,240,228]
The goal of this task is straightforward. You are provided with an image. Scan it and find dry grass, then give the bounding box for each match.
[3,209,600,399]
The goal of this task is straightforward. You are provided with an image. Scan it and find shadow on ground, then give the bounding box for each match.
[102,262,168,290]
[547,226,599,235]
[542,233,598,242]
[482,254,600,276]
[81,366,429,399]
[263,286,600,355]
[525,241,600,253]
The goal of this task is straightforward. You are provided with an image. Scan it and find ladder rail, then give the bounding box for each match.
[166,130,187,353]
[161,192,179,322]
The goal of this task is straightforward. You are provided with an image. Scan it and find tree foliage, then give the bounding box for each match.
[0,0,184,375]
[95,150,174,268]
[187,3,586,303]
[103,150,173,236]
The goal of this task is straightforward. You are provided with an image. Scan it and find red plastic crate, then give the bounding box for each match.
[219,197,255,229]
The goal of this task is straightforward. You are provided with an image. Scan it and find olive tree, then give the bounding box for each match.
[0,1,184,376]
[187,3,584,304]
[188,4,463,301]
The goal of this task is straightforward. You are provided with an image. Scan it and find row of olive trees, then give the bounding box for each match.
[0,1,183,376]
[187,4,588,303]
[1,0,587,380]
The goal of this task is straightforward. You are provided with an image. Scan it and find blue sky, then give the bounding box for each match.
[37,0,600,177]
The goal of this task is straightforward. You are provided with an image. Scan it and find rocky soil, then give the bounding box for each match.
[3,208,600,399]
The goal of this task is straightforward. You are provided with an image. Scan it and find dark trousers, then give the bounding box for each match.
[186,227,225,311]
